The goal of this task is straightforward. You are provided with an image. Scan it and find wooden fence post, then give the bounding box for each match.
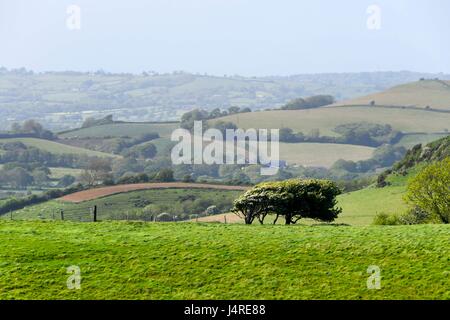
[60,209,64,221]
[93,205,97,222]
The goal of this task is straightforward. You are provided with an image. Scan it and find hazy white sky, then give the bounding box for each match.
[1,0,449,76]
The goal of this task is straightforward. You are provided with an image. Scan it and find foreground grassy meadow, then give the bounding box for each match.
[0,221,448,300]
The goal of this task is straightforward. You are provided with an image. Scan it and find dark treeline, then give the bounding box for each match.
[280,95,335,110]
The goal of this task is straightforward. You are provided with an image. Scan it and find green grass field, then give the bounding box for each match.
[335,168,419,225]
[210,107,450,136]
[59,122,179,139]
[336,186,408,225]
[278,142,374,167]
[0,221,448,299]
[0,138,116,158]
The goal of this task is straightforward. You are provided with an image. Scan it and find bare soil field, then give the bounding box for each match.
[59,183,249,203]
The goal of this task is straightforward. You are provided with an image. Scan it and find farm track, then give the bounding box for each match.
[59,183,249,203]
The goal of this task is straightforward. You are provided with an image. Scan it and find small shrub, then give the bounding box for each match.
[398,207,431,225]
[372,212,401,225]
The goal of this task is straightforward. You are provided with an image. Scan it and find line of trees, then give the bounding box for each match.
[8,119,55,140]
[280,95,335,110]
[180,107,251,131]
[232,179,342,225]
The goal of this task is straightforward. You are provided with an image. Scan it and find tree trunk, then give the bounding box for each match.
[273,214,280,225]
[285,214,292,225]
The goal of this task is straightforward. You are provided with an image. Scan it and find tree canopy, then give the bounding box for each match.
[405,157,450,224]
[232,179,342,225]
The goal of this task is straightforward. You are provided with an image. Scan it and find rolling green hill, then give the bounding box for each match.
[0,138,117,158]
[333,80,450,111]
[59,122,179,139]
[0,221,448,299]
[209,107,450,136]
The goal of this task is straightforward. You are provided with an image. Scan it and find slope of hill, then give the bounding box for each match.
[278,142,375,167]
[333,80,450,111]
[1,221,448,299]
[210,107,450,136]
[0,138,117,158]
[59,122,178,139]
[391,135,450,173]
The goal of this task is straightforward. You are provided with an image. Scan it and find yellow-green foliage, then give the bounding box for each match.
[405,158,450,223]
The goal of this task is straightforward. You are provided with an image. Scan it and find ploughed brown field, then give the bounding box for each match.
[59,183,249,203]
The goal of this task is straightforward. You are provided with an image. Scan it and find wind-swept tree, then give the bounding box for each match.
[232,179,342,225]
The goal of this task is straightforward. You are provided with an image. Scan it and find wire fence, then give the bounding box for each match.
[58,206,97,222]
[6,198,233,223]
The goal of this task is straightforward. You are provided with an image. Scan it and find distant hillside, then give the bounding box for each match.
[1,69,449,130]
[390,135,450,174]
[209,82,450,164]
[333,80,450,111]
